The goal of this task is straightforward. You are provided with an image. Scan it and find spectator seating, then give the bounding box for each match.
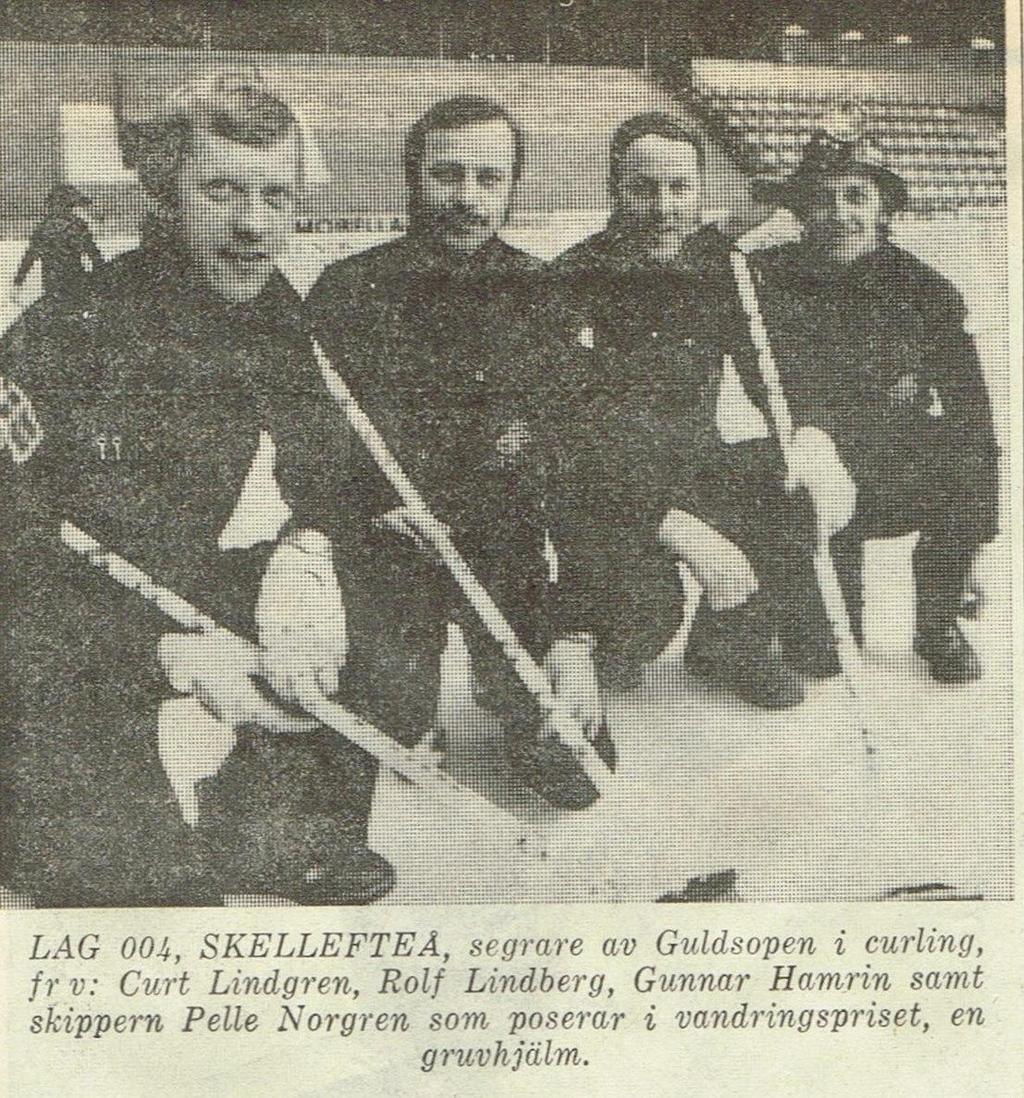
[696,80,1006,214]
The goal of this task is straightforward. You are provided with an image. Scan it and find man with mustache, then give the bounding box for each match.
[749,129,999,682]
[545,112,837,712]
[307,96,611,810]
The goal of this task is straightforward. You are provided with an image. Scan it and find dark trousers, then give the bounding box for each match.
[779,462,987,652]
[823,505,979,644]
[196,534,442,887]
[685,454,815,665]
[198,528,550,889]
[589,448,815,686]
[3,702,202,907]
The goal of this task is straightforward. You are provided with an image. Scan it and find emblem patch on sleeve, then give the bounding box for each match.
[0,375,44,464]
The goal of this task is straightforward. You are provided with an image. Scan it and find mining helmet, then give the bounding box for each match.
[756,126,909,213]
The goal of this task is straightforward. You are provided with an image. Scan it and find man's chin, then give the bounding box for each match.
[642,233,686,263]
[821,241,873,265]
[435,225,493,254]
[207,263,273,304]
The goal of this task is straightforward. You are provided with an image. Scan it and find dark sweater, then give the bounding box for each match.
[306,232,551,619]
[750,241,999,541]
[543,224,785,640]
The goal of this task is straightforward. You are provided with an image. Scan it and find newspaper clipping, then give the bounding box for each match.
[1,0,1021,1094]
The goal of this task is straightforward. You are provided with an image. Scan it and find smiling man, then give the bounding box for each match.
[750,129,1000,682]
[0,70,391,906]
[545,113,823,712]
[178,133,295,301]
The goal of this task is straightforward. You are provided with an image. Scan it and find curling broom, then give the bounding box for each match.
[59,520,515,820]
[312,340,615,796]
[729,251,877,757]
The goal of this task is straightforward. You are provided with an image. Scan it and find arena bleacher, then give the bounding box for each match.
[692,59,1006,215]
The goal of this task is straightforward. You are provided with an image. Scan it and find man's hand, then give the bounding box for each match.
[783,426,857,540]
[256,529,347,703]
[158,628,316,735]
[543,637,603,739]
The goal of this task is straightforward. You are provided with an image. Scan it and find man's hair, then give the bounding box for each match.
[124,68,300,207]
[404,95,524,227]
[609,111,705,199]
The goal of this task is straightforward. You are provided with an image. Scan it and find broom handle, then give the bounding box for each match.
[59,520,510,818]
[312,341,612,793]
[729,252,876,733]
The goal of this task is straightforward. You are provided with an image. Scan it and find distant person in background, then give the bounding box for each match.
[546,113,846,710]
[11,185,103,299]
[750,129,999,683]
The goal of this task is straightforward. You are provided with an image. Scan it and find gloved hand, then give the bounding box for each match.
[783,426,857,540]
[543,637,603,741]
[158,628,315,735]
[256,528,347,703]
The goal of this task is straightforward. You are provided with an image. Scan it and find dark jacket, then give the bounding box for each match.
[749,241,999,543]
[306,232,551,625]
[543,223,787,642]
[0,237,334,901]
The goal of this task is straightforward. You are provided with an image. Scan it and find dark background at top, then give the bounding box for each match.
[0,0,1007,63]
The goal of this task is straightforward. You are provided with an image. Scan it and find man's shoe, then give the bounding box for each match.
[293,846,396,906]
[915,624,981,685]
[506,726,609,811]
[688,646,805,709]
[786,641,842,680]
[199,810,391,904]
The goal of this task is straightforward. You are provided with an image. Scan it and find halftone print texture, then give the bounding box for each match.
[0,0,1012,907]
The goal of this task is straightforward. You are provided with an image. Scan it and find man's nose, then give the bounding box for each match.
[233,194,270,238]
[652,188,673,218]
[453,177,482,210]
[826,194,854,222]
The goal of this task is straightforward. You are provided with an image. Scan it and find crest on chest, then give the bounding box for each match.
[0,375,44,465]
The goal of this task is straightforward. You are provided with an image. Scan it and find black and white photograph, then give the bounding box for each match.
[0,0,1015,915]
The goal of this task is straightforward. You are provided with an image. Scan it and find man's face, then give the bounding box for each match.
[799,173,889,265]
[178,128,301,303]
[616,134,703,262]
[418,118,516,253]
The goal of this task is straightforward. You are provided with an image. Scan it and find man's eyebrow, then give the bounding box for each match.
[430,158,507,169]
[626,172,693,183]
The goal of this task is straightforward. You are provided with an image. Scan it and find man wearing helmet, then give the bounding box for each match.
[750,129,999,682]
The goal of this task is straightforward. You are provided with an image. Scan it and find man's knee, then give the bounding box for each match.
[659,508,758,611]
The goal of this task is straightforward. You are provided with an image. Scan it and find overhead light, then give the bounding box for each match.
[970,36,995,50]
[841,29,865,42]
[893,34,912,45]
[783,24,808,38]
